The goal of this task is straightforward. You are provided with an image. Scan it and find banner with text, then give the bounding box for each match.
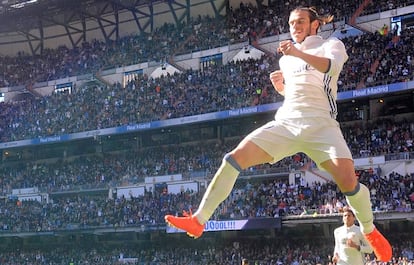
[166,218,281,234]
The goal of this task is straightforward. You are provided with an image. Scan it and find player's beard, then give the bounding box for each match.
[301,25,313,42]
[296,25,313,43]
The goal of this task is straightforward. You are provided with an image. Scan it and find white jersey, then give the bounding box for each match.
[246,35,352,167]
[334,224,373,265]
[277,35,348,120]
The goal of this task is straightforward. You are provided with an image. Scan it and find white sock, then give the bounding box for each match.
[195,154,241,224]
[345,183,375,234]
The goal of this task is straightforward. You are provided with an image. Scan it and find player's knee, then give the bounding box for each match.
[224,153,242,172]
[343,182,360,196]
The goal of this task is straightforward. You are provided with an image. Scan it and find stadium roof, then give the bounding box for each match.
[0,0,226,55]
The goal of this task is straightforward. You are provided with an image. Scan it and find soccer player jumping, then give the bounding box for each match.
[165,6,392,262]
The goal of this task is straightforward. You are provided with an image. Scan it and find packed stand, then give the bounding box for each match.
[0,166,412,233]
[341,117,414,158]
[1,30,414,142]
[0,218,412,264]
[0,1,413,88]
[227,0,414,40]
[0,118,412,194]
[370,27,414,86]
[0,18,223,88]
[0,5,414,142]
[362,0,414,15]
[0,55,280,142]
[0,2,413,264]
[0,137,296,195]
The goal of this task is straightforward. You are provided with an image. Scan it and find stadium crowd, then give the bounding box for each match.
[0,233,412,264]
[0,28,413,143]
[0,0,411,89]
[0,166,413,232]
[0,0,414,264]
[0,115,412,195]
[0,1,414,143]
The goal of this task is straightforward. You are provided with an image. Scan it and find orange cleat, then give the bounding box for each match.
[165,210,204,238]
[364,227,392,262]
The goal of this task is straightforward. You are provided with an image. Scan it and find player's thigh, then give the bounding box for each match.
[321,158,357,192]
[304,118,352,167]
[244,120,300,164]
[230,139,274,169]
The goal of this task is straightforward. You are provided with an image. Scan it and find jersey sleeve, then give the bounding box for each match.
[324,37,349,77]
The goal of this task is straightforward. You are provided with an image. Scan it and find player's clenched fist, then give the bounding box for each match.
[269,70,285,95]
[278,40,298,56]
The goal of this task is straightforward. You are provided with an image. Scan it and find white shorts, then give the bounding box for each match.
[245,117,353,168]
